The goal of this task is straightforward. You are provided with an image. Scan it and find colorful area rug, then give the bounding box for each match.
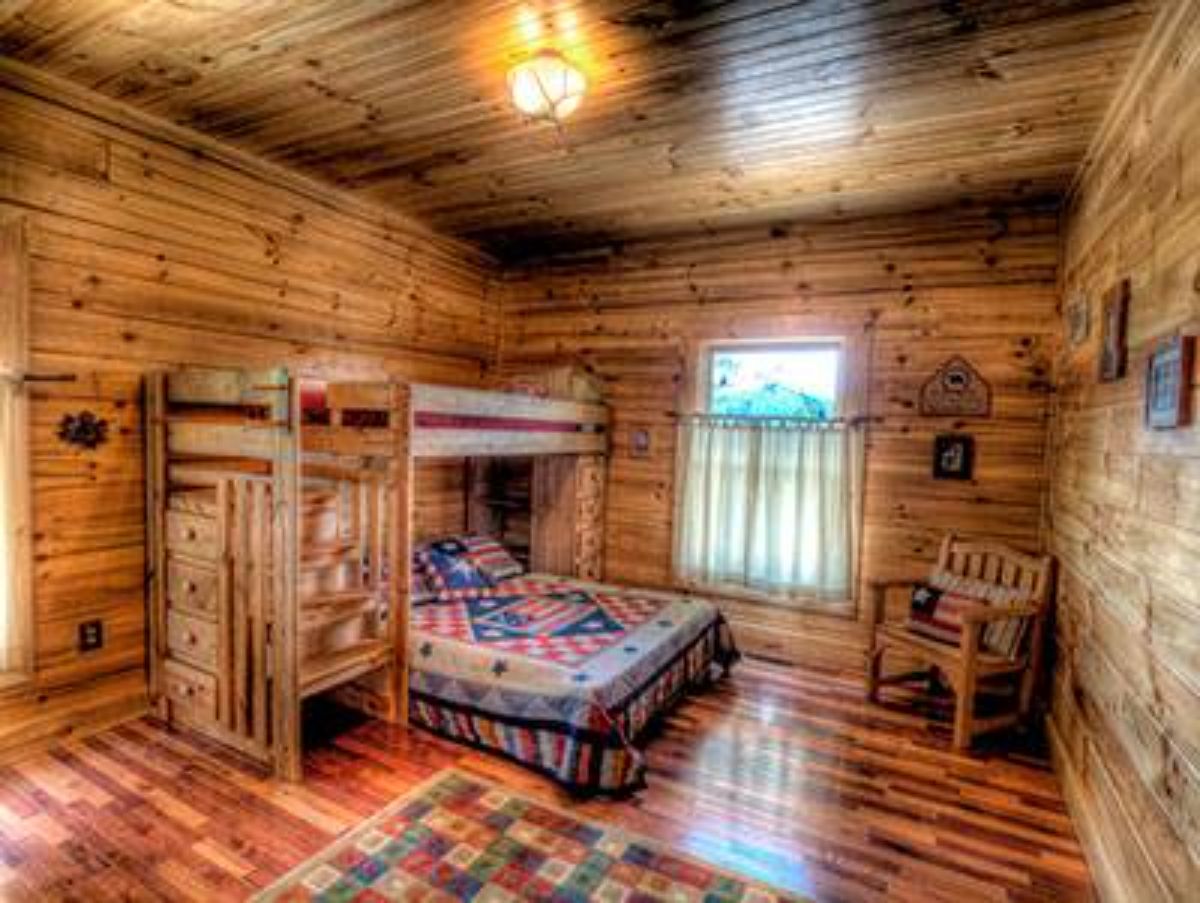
[253,769,807,902]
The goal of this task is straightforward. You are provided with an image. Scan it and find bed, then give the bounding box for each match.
[407,571,738,794]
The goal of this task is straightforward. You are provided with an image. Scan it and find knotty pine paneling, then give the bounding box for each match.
[0,62,498,759]
[498,204,1060,669]
[1045,1,1200,899]
[413,459,469,542]
[0,1,1154,258]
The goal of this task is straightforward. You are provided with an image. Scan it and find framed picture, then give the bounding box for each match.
[1066,295,1090,348]
[1099,279,1130,382]
[933,433,974,480]
[1145,335,1195,430]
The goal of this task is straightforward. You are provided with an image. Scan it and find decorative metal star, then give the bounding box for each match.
[57,411,109,450]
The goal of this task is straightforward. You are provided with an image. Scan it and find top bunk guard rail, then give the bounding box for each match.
[160,366,292,462]
[409,383,609,457]
[300,380,401,458]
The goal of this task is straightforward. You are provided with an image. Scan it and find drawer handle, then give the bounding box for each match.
[184,580,198,594]
[184,527,198,541]
[185,631,198,645]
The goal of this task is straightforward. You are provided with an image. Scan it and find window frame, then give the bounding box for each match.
[677,333,868,618]
[0,211,33,683]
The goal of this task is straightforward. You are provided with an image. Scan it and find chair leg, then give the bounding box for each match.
[953,667,977,751]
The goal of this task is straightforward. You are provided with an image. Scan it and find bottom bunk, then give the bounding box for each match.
[407,568,739,794]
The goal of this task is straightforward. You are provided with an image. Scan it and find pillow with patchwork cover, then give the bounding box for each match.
[908,570,1033,659]
[419,537,493,599]
[459,535,524,584]
[418,535,523,600]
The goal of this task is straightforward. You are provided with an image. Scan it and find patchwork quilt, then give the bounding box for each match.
[409,575,738,794]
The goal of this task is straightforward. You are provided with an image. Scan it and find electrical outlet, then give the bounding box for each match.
[78,619,104,652]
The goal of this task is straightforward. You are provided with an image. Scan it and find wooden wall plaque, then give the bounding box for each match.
[920,356,991,417]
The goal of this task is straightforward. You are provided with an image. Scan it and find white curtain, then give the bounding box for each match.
[674,418,862,602]
[0,376,29,673]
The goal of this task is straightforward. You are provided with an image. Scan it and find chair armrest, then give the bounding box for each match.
[867,579,920,592]
[960,604,1040,624]
[865,580,918,634]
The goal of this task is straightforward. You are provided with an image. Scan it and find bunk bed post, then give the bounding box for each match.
[271,374,302,781]
[215,478,233,729]
[389,381,413,725]
[144,372,168,717]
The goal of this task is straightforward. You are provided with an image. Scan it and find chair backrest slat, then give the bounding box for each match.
[936,534,1052,608]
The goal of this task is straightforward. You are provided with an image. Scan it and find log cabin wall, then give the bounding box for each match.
[0,61,498,759]
[1045,1,1200,899]
[497,204,1060,668]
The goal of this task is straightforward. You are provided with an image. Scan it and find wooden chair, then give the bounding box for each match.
[865,534,1054,750]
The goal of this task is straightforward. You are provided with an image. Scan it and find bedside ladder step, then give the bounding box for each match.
[300,640,392,700]
[300,589,381,631]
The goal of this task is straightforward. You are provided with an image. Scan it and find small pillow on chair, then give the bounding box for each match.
[909,574,1032,659]
[907,583,987,646]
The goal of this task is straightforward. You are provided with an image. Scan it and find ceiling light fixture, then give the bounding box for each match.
[508,49,586,123]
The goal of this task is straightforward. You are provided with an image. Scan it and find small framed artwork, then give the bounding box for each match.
[933,433,974,481]
[1099,279,1131,382]
[1065,295,1090,348]
[629,425,652,458]
[1145,335,1195,430]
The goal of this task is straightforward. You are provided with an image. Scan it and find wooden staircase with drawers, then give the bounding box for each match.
[147,368,411,780]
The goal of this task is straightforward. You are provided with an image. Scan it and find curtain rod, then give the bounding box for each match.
[673,412,880,427]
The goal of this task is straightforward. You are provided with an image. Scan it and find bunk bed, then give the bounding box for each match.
[404,383,738,795]
[146,370,737,792]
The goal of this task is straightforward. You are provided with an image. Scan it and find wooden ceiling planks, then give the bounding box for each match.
[0,0,1158,259]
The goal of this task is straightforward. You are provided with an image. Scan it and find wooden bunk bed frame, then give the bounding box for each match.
[146,368,609,780]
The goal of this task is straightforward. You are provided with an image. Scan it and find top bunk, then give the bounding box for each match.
[156,369,403,468]
[155,367,610,465]
[409,383,608,458]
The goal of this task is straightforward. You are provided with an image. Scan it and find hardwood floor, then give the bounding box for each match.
[0,659,1090,902]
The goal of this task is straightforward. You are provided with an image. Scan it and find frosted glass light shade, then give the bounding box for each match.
[508,50,586,122]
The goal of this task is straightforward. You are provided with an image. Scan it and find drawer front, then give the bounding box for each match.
[167,610,219,671]
[166,559,219,619]
[166,510,219,561]
[163,660,218,724]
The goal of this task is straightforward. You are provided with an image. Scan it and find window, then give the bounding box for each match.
[709,344,841,419]
[1,214,31,676]
[674,339,862,608]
